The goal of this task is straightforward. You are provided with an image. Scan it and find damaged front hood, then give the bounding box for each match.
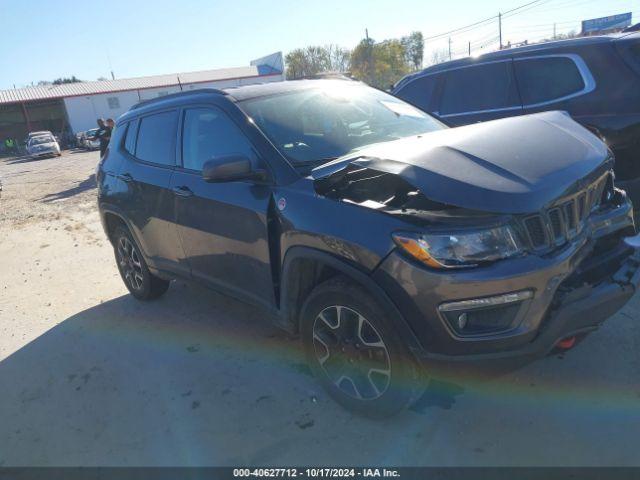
[312,111,612,214]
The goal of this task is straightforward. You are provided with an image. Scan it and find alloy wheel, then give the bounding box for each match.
[312,305,391,400]
[117,236,144,291]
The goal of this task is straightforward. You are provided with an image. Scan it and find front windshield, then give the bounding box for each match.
[239,82,445,166]
[30,136,54,145]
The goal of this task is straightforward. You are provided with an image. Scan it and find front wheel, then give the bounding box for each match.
[113,226,170,300]
[300,277,422,417]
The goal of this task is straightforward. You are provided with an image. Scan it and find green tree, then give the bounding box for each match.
[401,31,424,70]
[349,38,376,84]
[285,45,351,79]
[350,38,411,89]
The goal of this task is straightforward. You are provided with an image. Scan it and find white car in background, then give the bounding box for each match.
[27,130,53,140]
[26,134,61,159]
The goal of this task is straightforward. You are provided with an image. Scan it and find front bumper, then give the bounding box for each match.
[373,196,638,368]
[30,149,59,158]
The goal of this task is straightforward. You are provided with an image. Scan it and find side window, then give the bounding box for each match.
[395,74,439,111]
[135,110,178,166]
[440,61,519,115]
[181,107,257,172]
[514,57,586,105]
[124,119,138,155]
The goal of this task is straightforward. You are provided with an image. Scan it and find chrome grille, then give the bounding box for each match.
[521,173,609,250]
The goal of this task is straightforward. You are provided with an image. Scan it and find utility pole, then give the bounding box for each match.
[448,37,452,60]
[107,51,115,80]
[498,12,503,50]
[553,23,557,39]
[468,41,471,56]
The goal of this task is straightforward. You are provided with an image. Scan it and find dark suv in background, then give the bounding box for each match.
[97,80,640,416]
[393,32,640,209]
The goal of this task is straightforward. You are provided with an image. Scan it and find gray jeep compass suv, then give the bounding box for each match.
[97,80,640,416]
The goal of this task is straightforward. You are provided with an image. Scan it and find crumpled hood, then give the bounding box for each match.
[312,111,612,214]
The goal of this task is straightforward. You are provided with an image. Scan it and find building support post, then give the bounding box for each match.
[21,102,32,133]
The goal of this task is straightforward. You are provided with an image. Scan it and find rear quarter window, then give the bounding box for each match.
[123,119,138,155]
[514,56,586,105]
[134,111,178,166]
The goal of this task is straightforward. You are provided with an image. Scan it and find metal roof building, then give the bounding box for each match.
[0,52,284,144]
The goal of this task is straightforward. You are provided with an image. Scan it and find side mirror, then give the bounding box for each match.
[201,154,267,183]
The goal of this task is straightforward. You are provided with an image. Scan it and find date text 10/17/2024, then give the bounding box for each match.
[233,468,401,478]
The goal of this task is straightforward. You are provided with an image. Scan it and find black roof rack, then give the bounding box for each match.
[130,88,226,110]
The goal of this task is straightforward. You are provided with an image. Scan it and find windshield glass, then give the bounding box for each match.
[238,82,445,166]
[30,136,54,145]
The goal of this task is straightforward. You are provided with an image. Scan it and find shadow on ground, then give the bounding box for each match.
[0,282,465,466]
[1,281,639,466]
[39,174,96,203]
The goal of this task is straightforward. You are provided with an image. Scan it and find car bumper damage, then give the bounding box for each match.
[372,192,639,370]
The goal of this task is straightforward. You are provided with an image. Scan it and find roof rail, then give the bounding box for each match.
[130,88,226,110]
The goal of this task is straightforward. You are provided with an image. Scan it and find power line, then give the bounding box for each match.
[424,15,498,41]
[427,0,636,62]
[503,0,551,15]
[424,0,549,41]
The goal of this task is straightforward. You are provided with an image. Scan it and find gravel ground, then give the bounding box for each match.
[0,150,639,466]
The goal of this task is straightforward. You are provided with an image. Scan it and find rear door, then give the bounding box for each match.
[435,60,523,126]
[170,103,275,309]
[117,110,187,275]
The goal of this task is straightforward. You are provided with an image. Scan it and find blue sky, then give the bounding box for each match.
[1,0,638,89]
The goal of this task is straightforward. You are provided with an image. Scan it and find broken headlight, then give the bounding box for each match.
[392,225,523,269]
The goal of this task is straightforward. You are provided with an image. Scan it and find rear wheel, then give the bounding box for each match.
[113,226,170,300]
[300,277,422,417]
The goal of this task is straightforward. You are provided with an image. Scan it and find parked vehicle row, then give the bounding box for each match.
[97,80,640,416]
[393,31,640,210]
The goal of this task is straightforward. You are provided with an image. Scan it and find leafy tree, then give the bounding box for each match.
[401,31,424,70]
[350,38,411,89]
[52,76,82,85]
[285,45,351,79]
[326,45,351,73]
[349,37,376,84]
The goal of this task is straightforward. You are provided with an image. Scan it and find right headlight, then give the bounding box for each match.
[392,225,524,269]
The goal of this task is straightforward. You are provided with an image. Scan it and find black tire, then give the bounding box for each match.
[113,226,170,300]
[300,276,422,418]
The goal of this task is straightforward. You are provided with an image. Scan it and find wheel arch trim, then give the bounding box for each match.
[279,246,425,357]
[99,204,149,259]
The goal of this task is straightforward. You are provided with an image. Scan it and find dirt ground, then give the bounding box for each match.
[0,150,639,467]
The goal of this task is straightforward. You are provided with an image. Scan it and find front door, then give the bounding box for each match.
[171,105,275,309]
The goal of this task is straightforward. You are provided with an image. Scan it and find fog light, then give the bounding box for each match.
[439,290,533,336]
[457,313,468,330]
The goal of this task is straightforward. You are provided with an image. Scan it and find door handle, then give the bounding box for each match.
[117,172,133,183]
[172,185,194,197]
